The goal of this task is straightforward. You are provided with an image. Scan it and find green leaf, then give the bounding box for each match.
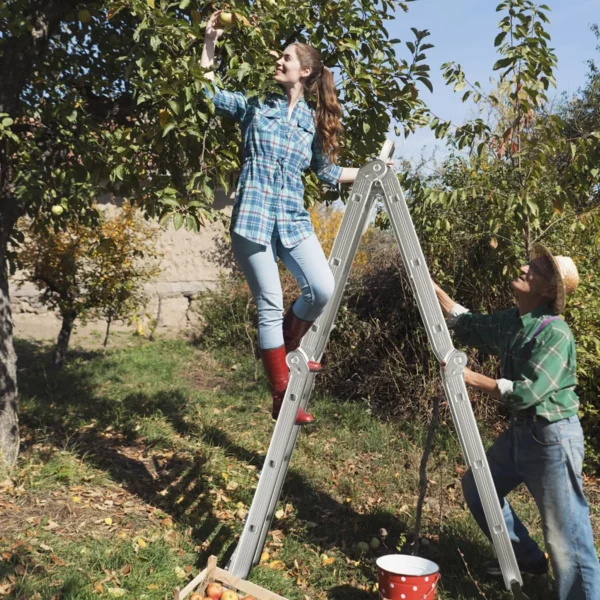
[162,123,177,137]
[179,0,191,8]
[453,81,466,92]
[493,57,514,70]
[494,31,508,47]
[173,213,184,230]
[417,76,433,93]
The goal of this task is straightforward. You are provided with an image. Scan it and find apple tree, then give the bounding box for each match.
[0,0,432,465]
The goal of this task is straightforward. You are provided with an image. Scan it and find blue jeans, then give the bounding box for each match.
[231,230,334,349]
[462,415,600,599]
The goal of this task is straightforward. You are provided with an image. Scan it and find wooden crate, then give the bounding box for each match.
[174,556,289,600]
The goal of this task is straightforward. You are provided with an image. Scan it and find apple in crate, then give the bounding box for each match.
[189,594,203,600]
[206,583,224,599]
[221,591,239,600]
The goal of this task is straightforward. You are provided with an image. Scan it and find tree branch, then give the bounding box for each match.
[0,0,79,114]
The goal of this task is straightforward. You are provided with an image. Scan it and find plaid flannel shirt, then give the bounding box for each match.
[207,86,343,248]
[452,305,579,422]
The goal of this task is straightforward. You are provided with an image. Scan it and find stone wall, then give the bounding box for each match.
[10,189,235,337]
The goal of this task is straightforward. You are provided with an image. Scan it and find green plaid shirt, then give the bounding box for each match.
[452,305,579,422]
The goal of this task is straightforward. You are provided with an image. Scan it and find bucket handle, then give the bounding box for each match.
[421,573,441,600]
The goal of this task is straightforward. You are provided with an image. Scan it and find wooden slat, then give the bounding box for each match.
[214,567,289,600]
[175,556,217,599]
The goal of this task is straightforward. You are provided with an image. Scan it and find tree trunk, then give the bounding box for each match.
[103,316,112,349]
[0,205,20,468]
[53,310,77,369]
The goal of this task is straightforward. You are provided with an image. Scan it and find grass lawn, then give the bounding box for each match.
[1,336,598,599]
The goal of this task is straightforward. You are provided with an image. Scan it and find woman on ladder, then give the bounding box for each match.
[201,11,363,424]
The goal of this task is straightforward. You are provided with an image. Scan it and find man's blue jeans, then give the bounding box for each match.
[231,230,334,350]
[462,414,600,599]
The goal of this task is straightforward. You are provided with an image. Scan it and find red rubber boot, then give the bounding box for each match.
[261,346,314,425]
[282,308,322,372]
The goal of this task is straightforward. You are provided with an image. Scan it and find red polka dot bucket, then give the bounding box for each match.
[376,554,440,600]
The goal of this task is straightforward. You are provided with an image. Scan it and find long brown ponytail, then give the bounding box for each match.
[292,43,343,163]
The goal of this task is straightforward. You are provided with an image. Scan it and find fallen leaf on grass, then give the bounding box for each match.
[0,582,13,596]
[94,583,104,593]
[104,518,113,526]
[275,509,285,519]
[121,564,131,576]
[268,560,286,570]
[107,587,126,597]
[72,496,82,503]
[14,565,25,576]
[147,583,158,590]
[136,537,147,548]
[175,566,187,579]
[321,555,335,566]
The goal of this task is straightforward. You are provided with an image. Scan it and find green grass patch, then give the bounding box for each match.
[2,337,593,599]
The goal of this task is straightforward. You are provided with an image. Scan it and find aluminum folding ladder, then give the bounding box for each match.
[227,141,528,599]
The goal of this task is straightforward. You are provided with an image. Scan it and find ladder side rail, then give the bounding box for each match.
[228,164,381,578]
[301,165,385,362]
[250,369,318,567]
[442,362,523,591]
[380,166,524,592]
[227,356,312,578]
[249,174,385,566]
[379,168,454,362]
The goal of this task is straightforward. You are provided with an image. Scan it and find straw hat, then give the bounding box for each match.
[530,243,579,314]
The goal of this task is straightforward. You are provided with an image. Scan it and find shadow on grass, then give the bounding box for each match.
[14,338,533,600]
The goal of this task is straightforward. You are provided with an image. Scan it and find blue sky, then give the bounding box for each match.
[388,0,599,162]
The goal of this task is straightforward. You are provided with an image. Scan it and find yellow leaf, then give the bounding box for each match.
[322,556,335,566]
[275,509,285,519]
[260,551,270,563]
[137,537,147,548]
[72,496,82,503]
[107,588,126,597]
[159,109,169,128]
[175,566,187,579]
[268,560,286,570]
[147,0,155,8]
[147,584,158,590]
[104,517,113,526]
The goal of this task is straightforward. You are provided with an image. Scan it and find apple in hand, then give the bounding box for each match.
[217,12,233,27]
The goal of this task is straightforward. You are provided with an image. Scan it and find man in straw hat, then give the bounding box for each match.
[434,243,599,599]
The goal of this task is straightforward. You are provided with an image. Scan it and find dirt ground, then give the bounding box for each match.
[12,313,180,350]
